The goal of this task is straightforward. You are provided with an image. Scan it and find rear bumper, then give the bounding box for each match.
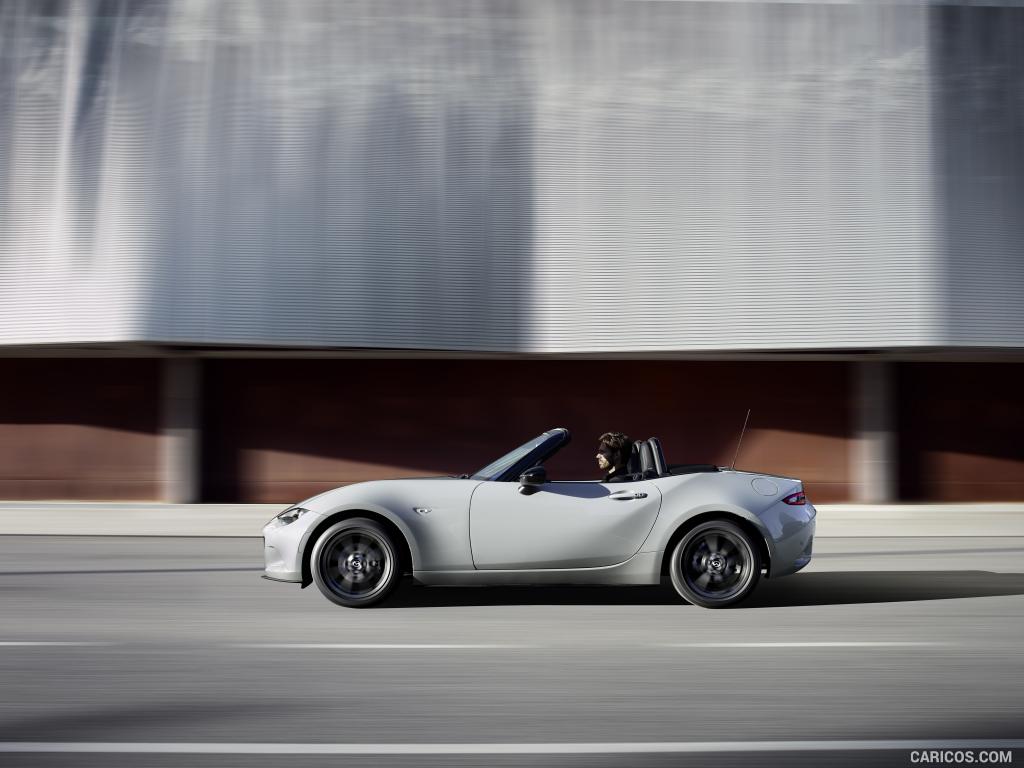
[765,504,816,578]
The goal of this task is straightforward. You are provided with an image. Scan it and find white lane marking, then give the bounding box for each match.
[659,642,951,648]
[230,643,538,650]
[0,641,951,650]
[0,741,1020,754]
[0,642,115,647]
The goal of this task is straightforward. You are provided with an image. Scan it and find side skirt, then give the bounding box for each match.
[413,551,662,586]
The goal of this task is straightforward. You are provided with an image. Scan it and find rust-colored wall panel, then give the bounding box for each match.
[5,358,1020,504]
[898,363,1024,501]
[0,359,161,500]
[203,360,855,503]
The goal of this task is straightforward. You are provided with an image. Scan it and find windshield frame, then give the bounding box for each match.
[470,429,571,482]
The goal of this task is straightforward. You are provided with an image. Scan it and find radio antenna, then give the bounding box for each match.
[730,409,751,471]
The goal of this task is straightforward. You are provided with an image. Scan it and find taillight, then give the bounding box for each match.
[782,489,807,505]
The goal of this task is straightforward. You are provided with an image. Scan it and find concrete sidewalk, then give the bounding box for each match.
[0,502,1023,538]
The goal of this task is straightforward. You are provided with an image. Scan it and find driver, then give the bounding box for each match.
[596,432,634,482]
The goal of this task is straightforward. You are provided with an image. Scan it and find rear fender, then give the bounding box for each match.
[643,502,776,576]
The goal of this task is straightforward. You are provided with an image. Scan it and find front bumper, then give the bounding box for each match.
[262,510,323,583]
[263,541,302,582]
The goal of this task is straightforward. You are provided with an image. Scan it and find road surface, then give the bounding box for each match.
[0,535,1022,767]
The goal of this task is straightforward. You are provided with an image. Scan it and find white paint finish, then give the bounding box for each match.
[414,550,661,587]
[0,740,1021,754]
[295,478,479,571]
[469,480,662,569]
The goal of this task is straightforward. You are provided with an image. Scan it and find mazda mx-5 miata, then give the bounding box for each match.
[263,428,815,608]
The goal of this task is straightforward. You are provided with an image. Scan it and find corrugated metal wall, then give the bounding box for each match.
[530,1,939,351]
[0,1,152,344]
[1,0,1021,352]
[930,5,1024,347]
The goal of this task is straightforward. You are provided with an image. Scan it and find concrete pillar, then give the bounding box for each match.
[161,357,201,503]
[853,361,897,503]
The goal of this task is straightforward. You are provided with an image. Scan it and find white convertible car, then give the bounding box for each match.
[262,428,815,608]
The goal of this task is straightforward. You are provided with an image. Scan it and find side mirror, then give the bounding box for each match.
[518,466,547,495]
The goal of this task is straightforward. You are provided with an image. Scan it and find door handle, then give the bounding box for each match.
[609,491,648,500]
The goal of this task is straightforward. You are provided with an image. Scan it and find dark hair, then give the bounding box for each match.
[597,431,633,471]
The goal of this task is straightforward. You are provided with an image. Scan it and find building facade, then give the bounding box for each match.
[1,0,1022,503]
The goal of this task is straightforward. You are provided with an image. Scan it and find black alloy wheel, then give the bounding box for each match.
[669,519,761,608]
[311,518,400,608]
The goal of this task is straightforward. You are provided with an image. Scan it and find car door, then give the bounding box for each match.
[469,479,662,570]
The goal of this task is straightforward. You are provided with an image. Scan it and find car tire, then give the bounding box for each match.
[669,519,761,608]
[311,518,400,608]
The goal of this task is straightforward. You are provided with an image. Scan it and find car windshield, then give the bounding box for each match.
[471,434,552,481]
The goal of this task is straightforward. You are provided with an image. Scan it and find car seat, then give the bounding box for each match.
[646,437,667,477]
[625,441,643,476]
[638,441,659,479]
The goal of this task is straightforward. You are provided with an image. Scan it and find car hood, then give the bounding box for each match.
[296,476,475,515]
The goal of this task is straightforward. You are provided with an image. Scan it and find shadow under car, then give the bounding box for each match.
[376,570,1024,608]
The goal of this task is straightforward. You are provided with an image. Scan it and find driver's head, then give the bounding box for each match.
[596,432,632,472]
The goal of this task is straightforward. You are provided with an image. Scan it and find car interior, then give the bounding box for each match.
[618,438,719,481]
[486,429,721,484]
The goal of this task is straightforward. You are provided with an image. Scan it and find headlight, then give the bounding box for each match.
[265,506,310,531]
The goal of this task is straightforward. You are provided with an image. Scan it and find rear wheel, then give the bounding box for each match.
[311,518,400,608]
[669,520,760,608]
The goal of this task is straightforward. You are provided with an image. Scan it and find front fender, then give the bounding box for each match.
[298,502,424,575]
[295,478,480,572]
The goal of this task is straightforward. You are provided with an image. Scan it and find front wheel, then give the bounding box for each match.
[311,518,400,608]
[669,520,761,608]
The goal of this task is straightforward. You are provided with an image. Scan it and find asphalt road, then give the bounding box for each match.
[0,535,1022,768]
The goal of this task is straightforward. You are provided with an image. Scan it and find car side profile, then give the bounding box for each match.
[262,428,816,608]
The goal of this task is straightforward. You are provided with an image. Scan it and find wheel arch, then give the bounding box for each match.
[659,510,773,582]
[301,508,416,588]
